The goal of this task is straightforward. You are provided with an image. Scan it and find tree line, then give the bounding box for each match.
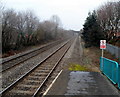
[1,8,72,53]
[82,1,120,47]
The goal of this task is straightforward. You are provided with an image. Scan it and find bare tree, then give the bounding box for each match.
[96,1,120,42]
[50,15,62,38]
[39,21,56,40]
[23,11,39,45]
[2,7,68,53]
[2,9,18,52]
[0,1,3,57]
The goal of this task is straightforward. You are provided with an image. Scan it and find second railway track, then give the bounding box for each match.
[0,39,66,72]
[1,38,74,97]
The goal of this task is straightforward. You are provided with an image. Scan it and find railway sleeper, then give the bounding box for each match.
[26,77,41,81]
[36,70,50,73]
[28,75,45,79]
[17,84,38,88]
[23,79,41,83]
[34,70,50,73]
[9,89,33,95]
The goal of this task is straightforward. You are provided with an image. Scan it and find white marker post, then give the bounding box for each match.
[100,40,106,71]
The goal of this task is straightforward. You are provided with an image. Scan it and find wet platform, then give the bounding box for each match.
[44,71,120,97]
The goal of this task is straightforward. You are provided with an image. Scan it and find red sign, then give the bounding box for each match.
[100,40,106,49]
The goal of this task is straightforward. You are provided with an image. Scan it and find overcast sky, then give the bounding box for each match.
[2,0,116,31]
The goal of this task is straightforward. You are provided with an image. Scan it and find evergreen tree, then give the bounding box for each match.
[82,11,105,47]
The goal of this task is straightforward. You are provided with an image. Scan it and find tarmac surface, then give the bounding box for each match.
[44,71,120,97]
[44,36,120,97]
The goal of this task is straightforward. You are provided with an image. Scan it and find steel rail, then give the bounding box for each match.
[0,39,65,72]
[32,41,71,97]
[1,39,63,64]
[0,39,70,96]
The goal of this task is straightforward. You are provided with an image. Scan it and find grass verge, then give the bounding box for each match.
[68,63,89,71]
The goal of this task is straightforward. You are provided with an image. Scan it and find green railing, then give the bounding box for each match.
[118,64,120,89]
[100,57,120,89]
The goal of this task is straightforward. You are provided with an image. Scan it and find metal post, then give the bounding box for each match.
[102,49,104,71]
[102,49,104,58]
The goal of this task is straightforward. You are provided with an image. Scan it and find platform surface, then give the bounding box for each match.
[45,71,120,97]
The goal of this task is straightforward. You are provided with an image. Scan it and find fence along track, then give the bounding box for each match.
[1,39,65,72]
[100,57,120,89]
[1,39,72,96]
[106,43,120,59]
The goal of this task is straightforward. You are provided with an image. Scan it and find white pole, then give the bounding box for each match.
[102,49,104,58]
[102,49,104,71]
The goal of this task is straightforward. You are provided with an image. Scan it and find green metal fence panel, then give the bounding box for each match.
[118,64,120,89]
[100,57,119,89]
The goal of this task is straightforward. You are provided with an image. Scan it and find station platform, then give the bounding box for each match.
[44,70,120,97]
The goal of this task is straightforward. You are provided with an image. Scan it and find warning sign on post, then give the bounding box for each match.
[100,40,106,49]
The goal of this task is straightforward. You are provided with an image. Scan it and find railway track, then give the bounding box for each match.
[1,38,74,97]
[0,39,66,72]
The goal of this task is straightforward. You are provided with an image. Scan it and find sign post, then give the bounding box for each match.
[100,40,106,71]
